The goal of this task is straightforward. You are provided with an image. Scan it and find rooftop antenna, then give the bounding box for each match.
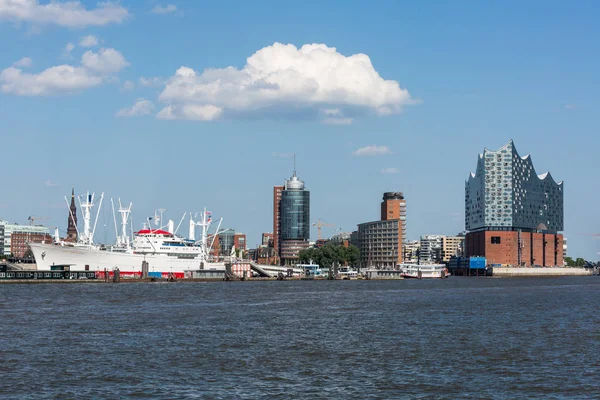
[293,153,296,176]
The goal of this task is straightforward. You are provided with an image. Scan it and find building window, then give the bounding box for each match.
[491,236,501,244]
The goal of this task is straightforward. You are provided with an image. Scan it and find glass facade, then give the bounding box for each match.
[218,228,235,256]
[465,140,563,233]
[280,190,310,241]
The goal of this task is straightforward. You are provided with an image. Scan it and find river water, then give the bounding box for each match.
[1,277,599,399]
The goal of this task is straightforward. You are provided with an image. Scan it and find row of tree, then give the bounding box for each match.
[298,243,360,268]
[564,256,588,267]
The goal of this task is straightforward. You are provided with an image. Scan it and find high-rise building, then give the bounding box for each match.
[357,192,407,269]
[279,171,310,265]
[66,188,78,242]
[465,140,564,266]
[381,192,407,248]
[272,185,283,261]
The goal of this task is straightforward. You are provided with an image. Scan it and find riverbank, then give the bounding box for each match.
[492,267,593,277]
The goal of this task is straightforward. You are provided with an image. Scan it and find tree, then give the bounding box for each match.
[298,243,360,268]
[575,257,586,267]
[564,256,575,266]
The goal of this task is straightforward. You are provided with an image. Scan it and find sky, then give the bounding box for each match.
[0,0,599,260]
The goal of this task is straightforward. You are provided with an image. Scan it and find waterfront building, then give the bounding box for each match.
[66,188,78,242]
[441,235,464,262]
[419,235,443,264]
[278,171,310,265]
[402,240,420,264]
[357,192,407,269]
[0,224,4,256]
[465,140,564,266]
[0,221,51,257]
[358,219,402,268]
[272,185,284,262]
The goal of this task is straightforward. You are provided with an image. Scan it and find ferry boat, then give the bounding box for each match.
[30,192,225,279]
[399,263,449,279]
[299,261,323,278]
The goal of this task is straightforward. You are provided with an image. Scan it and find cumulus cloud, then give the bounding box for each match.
[157,104,222,121]
[380,167,399,174]
[0,0,129,28]
[151,4,177,14]
[116,98,155,117]
[79,34,99,47]
[44,179,58,187]
[13,57,32,68]
[353,145,391,156]
[0,65,101,95]
[139,76,164,87]
[1,47,128,96]
[81,48,128,73]
[157,42,414,122]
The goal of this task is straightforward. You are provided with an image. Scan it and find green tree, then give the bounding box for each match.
[298,243,360,268]
[565,257,575,267]
[564,256,575,266]
[575,257,586,267]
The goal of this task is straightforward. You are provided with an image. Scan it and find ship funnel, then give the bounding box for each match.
[168,220,174,234]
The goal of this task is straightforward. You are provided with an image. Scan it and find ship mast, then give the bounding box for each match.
[118,199,132,248]
[77,191,104,245]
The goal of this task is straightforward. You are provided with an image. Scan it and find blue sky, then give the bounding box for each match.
[0,1,598,260]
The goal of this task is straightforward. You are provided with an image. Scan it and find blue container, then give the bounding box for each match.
[469,257,486,269]
[148,272,162,278]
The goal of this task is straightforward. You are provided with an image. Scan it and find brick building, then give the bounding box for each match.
[11,232,53,258]
[464,140,564,267]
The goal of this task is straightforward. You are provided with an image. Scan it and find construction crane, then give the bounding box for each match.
[28,216,49,226]
[312,218,335,240]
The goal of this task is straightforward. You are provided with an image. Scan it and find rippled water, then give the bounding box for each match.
[1,277,599,399]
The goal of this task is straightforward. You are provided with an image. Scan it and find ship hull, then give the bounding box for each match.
[29,243,225,279]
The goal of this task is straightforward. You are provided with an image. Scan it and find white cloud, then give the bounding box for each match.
[0,0,129,28]
[13,57,32,68]
[79,34,99,47]
[116,98,155,117]
[122,80,134,91]
[380,167,399,174]
[323,117,353,125]
[158,42,414,122]
[564,104,577,110]
[44,179,58,187]
[0,65,102,95]
[1,47,128,96]
[151,4,177,14]
[353,145,391,156]
[139,76,164,87]
[157,104,222,121]
[65,42,75,53]
[81,48,129,73]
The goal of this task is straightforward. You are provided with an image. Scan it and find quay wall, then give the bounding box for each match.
[492,267,592,277]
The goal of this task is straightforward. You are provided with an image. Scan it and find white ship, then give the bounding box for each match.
[30,191,225,279]
[399,263,449,279]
